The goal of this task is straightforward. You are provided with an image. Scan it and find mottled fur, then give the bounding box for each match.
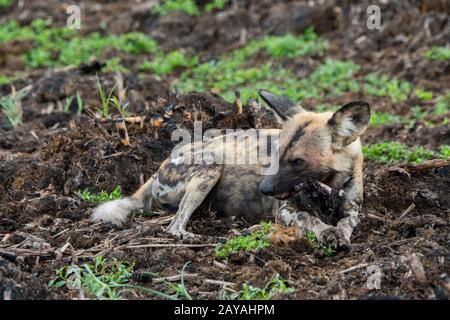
[92,91,370,247]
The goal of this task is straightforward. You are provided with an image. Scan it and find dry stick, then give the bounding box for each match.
[0,248,54,257]
[339,263,369,275]
[235,90,243,114]
[114,72,126,104]
[390,158,450,173]
[116,243,218,250]
[407,253,428,283]
[204,279,235,287]
[397,203,416,220]
[374,236,420,249]
[153,273,199,283]
[366,213,392,224]
[390,203,416,229]
[52,228,70,239]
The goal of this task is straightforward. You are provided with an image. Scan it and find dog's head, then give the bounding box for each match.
[258,90,370,199]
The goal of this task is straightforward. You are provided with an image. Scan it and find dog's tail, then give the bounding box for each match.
[91,175,155,226]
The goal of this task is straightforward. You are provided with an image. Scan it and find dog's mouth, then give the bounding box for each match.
[273,180,332,200]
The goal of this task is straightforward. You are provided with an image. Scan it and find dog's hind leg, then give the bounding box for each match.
[166,166,222,239]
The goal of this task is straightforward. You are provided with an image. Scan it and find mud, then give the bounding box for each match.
[0,0,449,300]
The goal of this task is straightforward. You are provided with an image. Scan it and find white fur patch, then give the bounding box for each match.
[91,198,141,226]
[338,117,357,137]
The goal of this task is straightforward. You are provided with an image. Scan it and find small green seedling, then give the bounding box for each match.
[414,88,433,101]
[75,91,84,116]
[215,222,272,259]
[49,257,194,300]
[139,50,199,75]
[434,92,450,115]
[306,231,335,257]
[362,142,445,164]
[424,46,450,61]
[220,273,295,300]
[370,111,401,126]
[0,75,16,85]
[48,256,135,300]
[63,95,74,113]
[76,186,122,204]
[0,0,14,9]
[364,73,412,103]
[111,95,130,118]
[96,75,118,118]
[0,85,28,128]
[166,262,193,300]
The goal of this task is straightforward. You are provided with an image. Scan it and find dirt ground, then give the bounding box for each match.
[0,0,449,300]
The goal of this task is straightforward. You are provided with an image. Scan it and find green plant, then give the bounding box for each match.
[264,29,326,58]
[0,75,16,85]
[104,58,128,73]
[48,256,135,299]
[0,19,159,69]
[364,73,412,103]
[48,256,181,300]
[0,86,28,128]
[140,50,199,75]
[166,262,193,300]
[111,95,130,118]
[152,0,200,16]
[0,20,34,43]
[414,88,433,101]
[363,142,441,164]
[205,0,230,12]
[96,76,118,118]
[424,46,450,61]
[434,92,450,115]
[370,111,401,126]
[306,231,335,257]
[63,95,74,113]
[0,0,14,8]
[215,222,272,259]
[220,273,295,300]
[76,92,84,116]
[440,145,450,158]
[173,29,326,101]
[76,186,122,204]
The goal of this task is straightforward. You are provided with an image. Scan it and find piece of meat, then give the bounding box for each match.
[292,178,345,226]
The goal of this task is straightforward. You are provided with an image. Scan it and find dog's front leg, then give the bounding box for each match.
[279,203,350,249]
[166,165,222,239]
[336,178,362,244]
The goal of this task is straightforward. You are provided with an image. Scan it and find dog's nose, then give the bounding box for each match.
[259,180,274,195]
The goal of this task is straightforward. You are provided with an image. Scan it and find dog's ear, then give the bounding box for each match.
[259,89,305,125]
[327,101,371,148]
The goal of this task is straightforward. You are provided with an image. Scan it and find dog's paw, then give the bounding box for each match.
[166,227,198,240]
[317,227,350,250]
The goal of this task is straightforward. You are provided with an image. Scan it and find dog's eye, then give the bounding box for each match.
[292,158,306,166]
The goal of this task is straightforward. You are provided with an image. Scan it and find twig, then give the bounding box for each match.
[367,213,392,224]
[0,248,54,257]
[389,159,450,173]
[339,263,369,274]
[153,273,199,283]
[407,253,428,283]
[390,203,415,229]
[397,203,416,221]
[116,243,218,250]
[52,228,70,239]
[235,90,243,114]
[204,279,235,287]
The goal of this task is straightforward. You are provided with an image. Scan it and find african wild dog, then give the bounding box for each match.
[92,90,370,248]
